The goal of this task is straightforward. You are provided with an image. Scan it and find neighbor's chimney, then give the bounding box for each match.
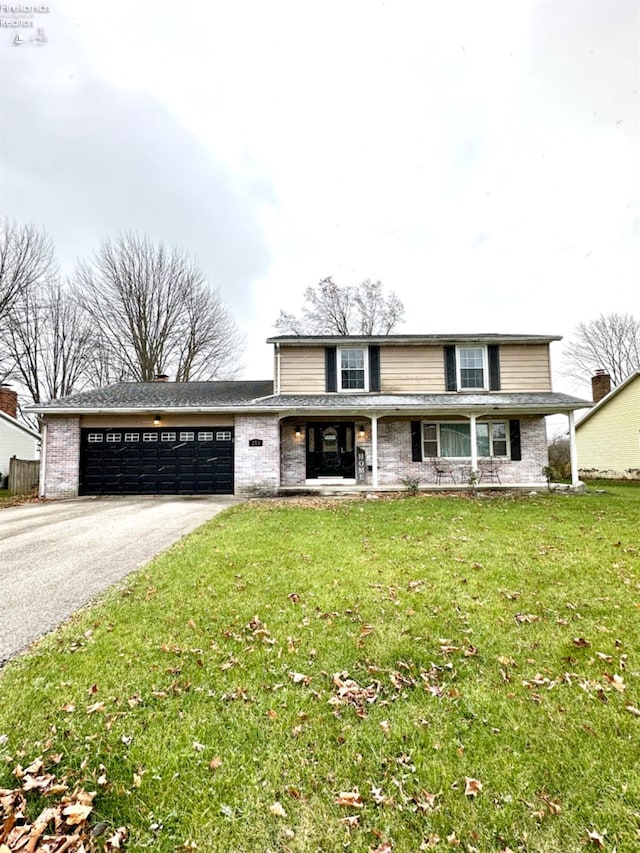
[0,384,17,419]
[591,369,611,403]
[154,373,169,382]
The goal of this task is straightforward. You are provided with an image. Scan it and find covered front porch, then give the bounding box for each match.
[277,408,583,494]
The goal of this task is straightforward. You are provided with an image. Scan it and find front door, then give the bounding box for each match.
[306,422,355,479]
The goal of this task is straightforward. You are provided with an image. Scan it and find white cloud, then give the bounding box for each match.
[1,0,637,388]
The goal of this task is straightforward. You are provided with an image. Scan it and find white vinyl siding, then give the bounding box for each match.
[0,418,39,478]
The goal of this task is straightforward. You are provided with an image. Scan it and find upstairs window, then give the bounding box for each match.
[457,346,487,389]
[445,344,500,391]
[338,347,368,391]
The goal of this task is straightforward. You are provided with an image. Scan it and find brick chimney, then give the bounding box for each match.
[0,384,17,419]
[591,370,611,403]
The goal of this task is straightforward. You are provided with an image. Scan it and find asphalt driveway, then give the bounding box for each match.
[0,495,240,665]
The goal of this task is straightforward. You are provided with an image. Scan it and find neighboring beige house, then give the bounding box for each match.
[27,333,591,498]
[0,385,40,485]
[576,370,640,480]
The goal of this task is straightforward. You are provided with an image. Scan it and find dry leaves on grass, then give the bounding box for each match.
[329,672,381,711]
[464,777,482,798]
[1,769,126,852]
[335,790,364,809]
[586,829,606,848]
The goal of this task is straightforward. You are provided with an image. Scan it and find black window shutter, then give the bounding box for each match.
[509,419,521,460]
[489,345,501,390]
[325,347,337,392]
[444,345,457,391]
[368,346,380,391]
[410,421,422,462]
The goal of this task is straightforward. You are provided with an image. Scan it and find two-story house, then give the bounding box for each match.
[28,333,590,498]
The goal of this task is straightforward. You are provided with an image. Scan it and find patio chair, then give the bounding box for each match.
[431,457,457,485]
[478,456,501,483]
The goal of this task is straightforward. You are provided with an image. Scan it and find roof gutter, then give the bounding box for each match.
[29,402,590,418]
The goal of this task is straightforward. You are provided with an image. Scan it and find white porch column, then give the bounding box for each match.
[371,415,379,487]
[568,410,579,487]
[469,414,478,473]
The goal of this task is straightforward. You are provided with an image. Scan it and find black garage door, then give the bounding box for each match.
[80,427,234,495]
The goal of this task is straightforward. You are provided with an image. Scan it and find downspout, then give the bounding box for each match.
[568,410,579,487]
[371,415,378,488]
[275,343,281,395]
[38,418,47,498]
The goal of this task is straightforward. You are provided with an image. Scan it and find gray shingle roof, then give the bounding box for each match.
[267,333,563,345]
[259,392,591,414]
[29,381,274,411]
[28,382,591,415]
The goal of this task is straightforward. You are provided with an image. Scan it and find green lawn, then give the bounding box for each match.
[1,485,639,851]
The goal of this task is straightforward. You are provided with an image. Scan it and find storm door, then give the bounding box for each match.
[306,423,355,479]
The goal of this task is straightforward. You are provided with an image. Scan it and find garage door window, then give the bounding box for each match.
[88,434,103,443]
[125,433,139,442]
[161,432,176,442]
[198,431,214,441]
[106,433,121,442]
[180,431,195,441]
[143,433,158,442]
[216,431,232,441]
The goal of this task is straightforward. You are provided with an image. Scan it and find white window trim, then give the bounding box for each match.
[422,420,510,459]
[337,346,369,392]
[456,345,488,391]
[476,421,511,458]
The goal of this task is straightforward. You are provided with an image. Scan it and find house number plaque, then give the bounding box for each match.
[249,439,263,447]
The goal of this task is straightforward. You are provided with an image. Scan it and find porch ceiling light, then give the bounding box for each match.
[153,414,162,426]
[358,424,366,437]
[295,425,302,437]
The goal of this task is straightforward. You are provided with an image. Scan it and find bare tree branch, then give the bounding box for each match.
[275,276,405,335]
[4,278,94,403]
[563,313,640,387]
[0,219,51,382]
[0,218,55,321]
[72,232,243,381]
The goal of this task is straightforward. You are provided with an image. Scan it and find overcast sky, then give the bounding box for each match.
[0,0,638,398]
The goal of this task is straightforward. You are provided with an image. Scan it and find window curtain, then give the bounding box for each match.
[440,423,471,457]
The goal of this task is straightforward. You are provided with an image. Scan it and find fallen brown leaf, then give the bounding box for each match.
[586,829,606,848]
[335,789,363,808]
[62,801,93,824]
[464,777,482,798]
